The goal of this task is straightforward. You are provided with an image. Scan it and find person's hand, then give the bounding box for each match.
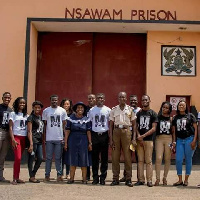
[28,144,33,153]
[138,140,144,147]
[109,140,115,150]
[132,140,137,147]
[191,141,196,150]
[12,139,18,148]
[88,144,92,151]
[64,144,68,151]
[137,135,144,141]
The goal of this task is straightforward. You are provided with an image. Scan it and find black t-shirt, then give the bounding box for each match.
[172,113,196,139]
[136,109,158,141]
[0,104,12,130]
[156,115,172,136]
[27,113,44,144]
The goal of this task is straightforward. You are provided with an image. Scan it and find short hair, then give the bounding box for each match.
[32,101,43,108]
[50,94,58,100]
[2,92,11,97]
[118,92,127,97]
[176,100,188,115]
[142,94,150,100]
[96,93,105,98]
[88,94,96,98]
[130,95,138,99]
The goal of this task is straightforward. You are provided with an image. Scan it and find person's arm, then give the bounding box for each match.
[137,122,157,140]
[87,130,92,151]
[109,120,114,149]
[43,120,47,143]
[198,121,200,148]
[9,120,18,148]
[132,119,137,146]
[27,121,33,153]
[191,122,197,150]
[64,129,70,151]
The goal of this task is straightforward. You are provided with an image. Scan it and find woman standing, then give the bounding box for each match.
[64,102,92,184]
[9,97,28,185]
[172,100,197,186]
[60,98,73,179]
[27,101,44,183]
[155,101,172,186]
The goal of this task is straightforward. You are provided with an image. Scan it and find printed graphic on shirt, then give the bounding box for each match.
[20,120,26,130]
[2,111,9,125]
[95,114,106,127]
[140,116,150,130]
[160,121,170,134]
[50,115,60,127]
[177,119,186,131]
[37,121,44,133]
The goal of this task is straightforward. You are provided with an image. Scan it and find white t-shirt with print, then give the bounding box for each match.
[42,106,67,141]
[89,105,111,132]
[9,112,29,136]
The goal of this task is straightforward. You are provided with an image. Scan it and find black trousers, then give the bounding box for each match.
[91,131,109,181]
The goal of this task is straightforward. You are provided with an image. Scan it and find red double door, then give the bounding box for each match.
[36,32,146,161]
[36,32,146,108]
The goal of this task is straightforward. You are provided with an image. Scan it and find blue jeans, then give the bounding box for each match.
[45,140,62,177]
[176,136,196,175]
[28,143,43,178]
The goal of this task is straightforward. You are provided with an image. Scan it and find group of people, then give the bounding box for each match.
[0,91,198,187]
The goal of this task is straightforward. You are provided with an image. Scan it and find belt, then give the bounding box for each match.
[92,131,108,136]
[114,125,132,130]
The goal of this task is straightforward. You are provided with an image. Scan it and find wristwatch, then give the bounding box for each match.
[89,142,92,145]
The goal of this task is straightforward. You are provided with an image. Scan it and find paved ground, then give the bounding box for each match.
[1,161,200,200]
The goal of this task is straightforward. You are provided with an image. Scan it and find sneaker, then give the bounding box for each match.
[147,182,153,187]
[12,179,18,185]
[134,181,144,186]
[110,180,119,186]
[119,177,126,182]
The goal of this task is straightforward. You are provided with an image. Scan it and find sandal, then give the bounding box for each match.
[173,181,183,186]
[183,181,188,186]
[163,178,167,186]
[12,179,18,185]
[29,178,40,183]
[17,179,25,184]
[154,179,160,186]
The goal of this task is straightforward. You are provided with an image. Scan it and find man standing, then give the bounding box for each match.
[0,92,12,182]
[109,92,136,187]
[120,94,141,182]
[42,95,67,182]
[86,94,96,180]
[89,93,110,185]
[134,95,157,187]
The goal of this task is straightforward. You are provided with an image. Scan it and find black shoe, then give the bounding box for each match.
[125,180,133,187]
[173,181,183,186]
[134,181,144,186]
[147,182,153,187]
[110,180,119,186]
[100,179,105,185]
[119,177,126,182]
[92,179,99,185]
